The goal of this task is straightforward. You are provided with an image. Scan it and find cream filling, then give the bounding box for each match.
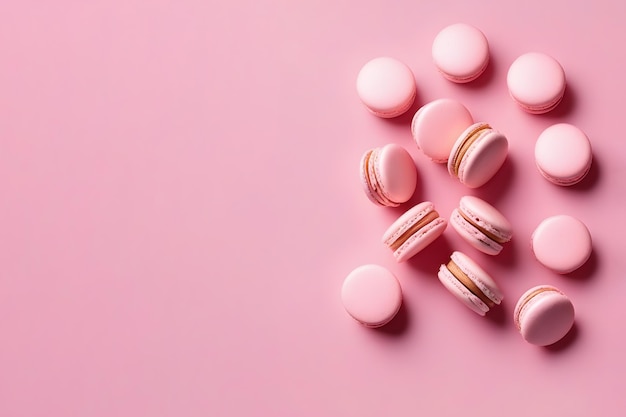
[389,211,439,251]
[446,260,493,307]
[451,124,491,177]
[458,210,505,244]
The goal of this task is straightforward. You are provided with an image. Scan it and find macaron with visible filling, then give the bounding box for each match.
[448,122,508,188]
[359,144,417,207]
[535,123,592,186]
[437,251,503,316]
[432,23,490,83]
[531,215,592,274]
[383,201,447,262]
[514,285,575,346]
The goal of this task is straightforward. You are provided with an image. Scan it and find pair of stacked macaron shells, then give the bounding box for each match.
[343,23,593,347]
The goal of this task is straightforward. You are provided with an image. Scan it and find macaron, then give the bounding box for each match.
[437,251,503,316]
[514,285,575,346]
[507,52,566,114]
[360,144,417,207]
[535,123,592,186]
[411,98,474,163]
[383,201,447,262]
[531,215,592,274]
[356,57,417,118]
[432,23,490,83]
[341,264,403,328]
[448,122,509,188]
[450,195,513,255]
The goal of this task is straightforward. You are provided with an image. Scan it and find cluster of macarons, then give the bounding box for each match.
[342,23,593,347]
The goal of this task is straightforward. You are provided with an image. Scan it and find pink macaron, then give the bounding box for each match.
[432,23,490,83]
[448,122,509,188]
[514,285,575,346]
[507,52,566,114]
[360,144,417,207]
[411,98,474,163]
[383,201,447,262]
[450,195,513,256]
[341,264,403,328]
[437,251,503,316]
[531,215,592,274]
[535,123,592,186]
[356,57,417,118]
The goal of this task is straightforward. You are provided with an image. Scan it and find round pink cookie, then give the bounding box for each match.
[341,264,402,328]
[531,215,592,274]
[514,285,575,346]
[356,57,417,118]
[432,23,490,83]
[437,251,502,316]
[535,123,592,186]
[411,98,473,163]
[507,52,566,114]
[450,195,513,255]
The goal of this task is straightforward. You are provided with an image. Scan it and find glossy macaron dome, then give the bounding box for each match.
[448,122,509,188]
[383,201,447,262]
[411,98,474,163]
[450,195,513,255]
[514,285,575,346]
[535,123,592,186]
[341,264,403,328]
[356,57,417,118]
[437,251,503,316]
[507,52,566,114]
[531,215,592,274]
[432,23,490,83]
[360,144,417,207]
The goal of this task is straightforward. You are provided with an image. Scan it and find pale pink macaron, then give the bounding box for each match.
[437,251,503,316]
[448,122,509,188]
[432,23,490,83]
[531,215,592,274]
[356,57,417,118]
[507,52,566,114]
[535,123,592,186]
[411,98,474,163]
[450,195,513,256]
[341,264,402,328]
[360,144,417,207]
[514,285,575,346]
[383,201,447,262]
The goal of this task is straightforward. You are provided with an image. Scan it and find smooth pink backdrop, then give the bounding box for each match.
[0,1,624,416]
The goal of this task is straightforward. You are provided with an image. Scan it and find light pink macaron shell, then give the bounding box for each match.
[375,144,417,204]
[341,264,402,328]
[531,215,592,274]
[356,57,417,118]
[451,209,501,255]
[535,123,592,186]
[515,286,575,346]
[411,98,474,163]
[432,23,489,83]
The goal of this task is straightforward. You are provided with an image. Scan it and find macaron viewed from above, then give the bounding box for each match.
[341,264,403,328]
[411,98,473,163]
[437,251,503,316]
[360,144,417,207]
[356,57,417,118]
[535,123,592,186]
[450,195,513,256]
[507,52,566,114]
[514,285,575,346]
[531,215,592,274]
[432,23,490,83]
[448,122,509,188]
[383,201,447,262]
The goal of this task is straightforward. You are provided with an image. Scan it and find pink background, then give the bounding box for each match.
[0,1,624,416]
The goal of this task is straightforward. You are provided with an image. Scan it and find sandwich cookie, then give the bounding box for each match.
[531,215,592,274]
[535,123,592,186]
[360,144,417,207]
[432,23,490,83]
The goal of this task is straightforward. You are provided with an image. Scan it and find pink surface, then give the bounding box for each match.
[1,1,626,416]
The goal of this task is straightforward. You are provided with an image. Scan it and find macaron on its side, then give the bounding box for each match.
[360,144,417,207]
[450,209,502,255]
[432,23,490,83]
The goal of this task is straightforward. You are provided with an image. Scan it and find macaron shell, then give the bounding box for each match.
[459,195,513,242]
[515,288,575,346]
[451,251,503,304]
[438,265,489,315]
[382,201,436,244]
[432,23,489,83]
[450,208,502,255]
[375,144,417,204]
[455,129,508,188]
[411,98,473,163]
[359,150,384,206]
[394,217,446,262]
[531,215,592,274]
[535,123,592,186]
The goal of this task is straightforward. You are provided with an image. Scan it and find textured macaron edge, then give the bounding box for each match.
[359,147,399,207]
[393,217,446,262]
[438,264,489,315]
[458,197,513,243]
[438,55,489,83]
[450,208,502,255]
[535,158,592,186]
[451,251,503,304]
[513,285,561,331]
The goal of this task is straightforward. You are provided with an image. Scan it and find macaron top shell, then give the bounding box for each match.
[360,144,417,207]
[535,123,592,186]
[411,98,474,163]
[432,23,490,83]
[507,52,566,113]
[356,57,417,118]
[531,215,592,274]
[341,264,402,328]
